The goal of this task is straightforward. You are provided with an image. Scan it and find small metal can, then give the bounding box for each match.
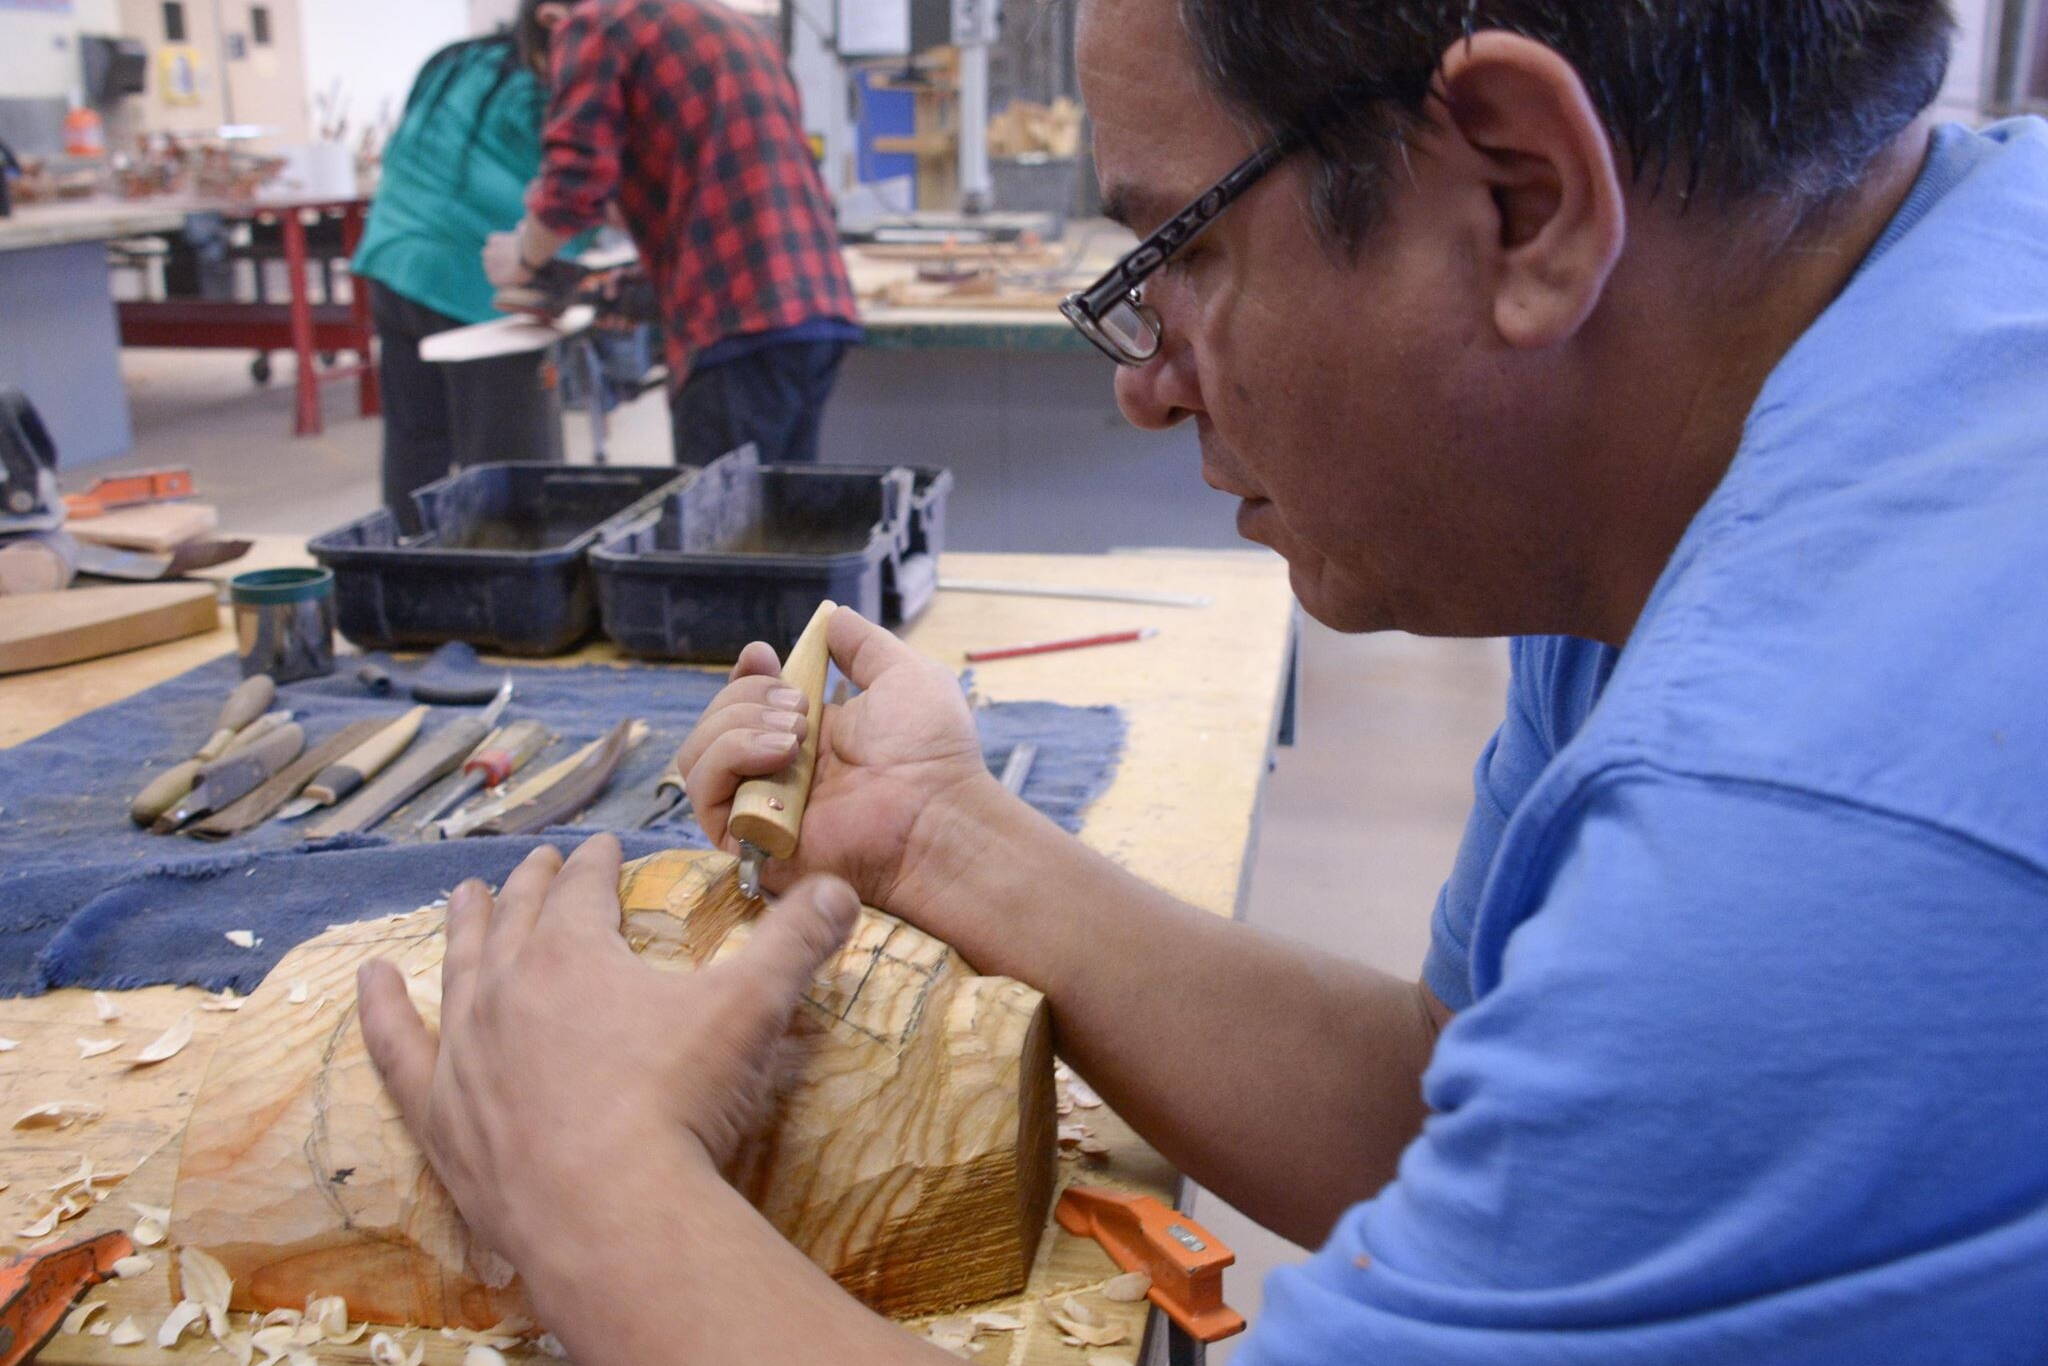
[231,567,336,683]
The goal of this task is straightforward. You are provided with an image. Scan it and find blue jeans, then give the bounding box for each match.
[669,340,849,467]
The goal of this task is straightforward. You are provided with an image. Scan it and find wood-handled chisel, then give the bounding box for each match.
[130,707,294,828]
[129,675,279,826]
[410,718,552,834]
[195,675,276,760]
[152,723,307,833]
[731,600,836,900]
[634,754,690,828]
[301,679,512,840]
[468,718,646,838]
[273,705,429,821]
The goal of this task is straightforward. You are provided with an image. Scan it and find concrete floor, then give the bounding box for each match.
[101,349,1514,1354]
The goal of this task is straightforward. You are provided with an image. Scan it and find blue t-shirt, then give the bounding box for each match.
[1244,119,2048,1365]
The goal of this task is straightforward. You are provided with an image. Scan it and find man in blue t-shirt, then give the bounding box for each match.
[350,2,2048,1362]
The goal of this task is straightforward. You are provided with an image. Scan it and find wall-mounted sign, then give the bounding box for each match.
[159,44,203,104]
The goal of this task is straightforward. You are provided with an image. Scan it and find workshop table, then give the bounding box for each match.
[0,548,1299,1365]
[114,196,381,439]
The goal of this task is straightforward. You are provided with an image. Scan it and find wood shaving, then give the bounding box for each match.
[1078,1135,1111,1157]
[464,1349,509,1366]
[78,1036,121,1058]
[535,1333,569,1357]
[157,1299,205,1347]
[1049,1314,1129,1349]
[109,1316,145,1346]
[925,1316,977,1352]
[179,1244,234,1336]
[201,988,246,1012]
[130,1201,170,1246]
[14,1099,101,1130]
[112,1253,155,1278]
[132,1010,196,1065]
[369,1332,426,1366]
[18,1206,61,1238]
[305,1296,349,1340]
[94,991,120,1021]
[0,1035,18,1050]
[62,1299,108,1333]
[225,930,259,948]
[251,1324,297,1357]
[90,1318,111,1336]
[47,1154,95,1192]
[288,979,310,1005]
[1101,1272,1152,1302]
[971,1312,1024,1332]
[1059,1296,1102,1328]
[1066,1075,1104,1108]
[56,1188,93,1220]
[219,1330,256,1366]
[1057,1123,1091,1148]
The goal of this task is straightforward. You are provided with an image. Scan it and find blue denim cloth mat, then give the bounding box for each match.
[0,653,1123,997]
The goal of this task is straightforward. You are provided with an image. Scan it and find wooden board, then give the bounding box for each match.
[66,504,219,554]
[170,851,1056,1329]
[0,582,218,675]
[419,307,596,365]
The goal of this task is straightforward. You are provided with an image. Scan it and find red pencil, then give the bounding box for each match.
[965,628,1158,664]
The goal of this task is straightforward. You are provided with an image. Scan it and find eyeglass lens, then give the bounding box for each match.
[1099,297,1160,361]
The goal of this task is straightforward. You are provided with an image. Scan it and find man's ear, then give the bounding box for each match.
[1431,32,1626,349]
[536,2,571,32]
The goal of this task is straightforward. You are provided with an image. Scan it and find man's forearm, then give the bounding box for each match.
[898,784,1443,1246]
[520,1148,953,1366]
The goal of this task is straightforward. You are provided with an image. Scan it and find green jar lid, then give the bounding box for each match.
[231,567,334,605]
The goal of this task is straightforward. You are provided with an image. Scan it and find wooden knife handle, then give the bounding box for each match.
[305,705,428,804]
[197,675,277,760]
[132,759,203,826]
[729,600,836,861]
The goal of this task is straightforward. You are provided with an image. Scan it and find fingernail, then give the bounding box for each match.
[763,710,803,733]
[768,687,805,711]
[820,881,860,924]
[753,732,798,758]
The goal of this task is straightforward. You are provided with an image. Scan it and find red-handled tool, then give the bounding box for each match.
[412,719,552,834]
[0,1231,134,1366]
[1056,1186,1244,1345]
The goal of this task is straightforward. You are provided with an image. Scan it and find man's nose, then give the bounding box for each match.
[1113,346,1201,432]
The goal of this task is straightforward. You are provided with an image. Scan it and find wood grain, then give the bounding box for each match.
[169,851,1056,1329]
[66,504,220,555]
[0,582,218,675]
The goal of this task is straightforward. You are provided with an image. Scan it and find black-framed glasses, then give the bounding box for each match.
[1061,131,1302,366]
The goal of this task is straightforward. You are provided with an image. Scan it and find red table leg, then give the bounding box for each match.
[283,210,322,437]
[341,202,381,419]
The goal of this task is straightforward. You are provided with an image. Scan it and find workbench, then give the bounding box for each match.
[0,203,188,469]
[0,548,1299,1365]
[832,232,1227,556]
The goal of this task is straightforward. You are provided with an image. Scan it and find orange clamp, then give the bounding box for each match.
[0,1231,135,1366]
[1057,1186,1244,1343]
[63,468,196,519]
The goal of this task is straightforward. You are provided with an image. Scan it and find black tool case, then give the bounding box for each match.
[309,464,687,656]
[592,447,952,661]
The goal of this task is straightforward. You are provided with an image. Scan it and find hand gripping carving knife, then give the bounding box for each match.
[730,600,836,900]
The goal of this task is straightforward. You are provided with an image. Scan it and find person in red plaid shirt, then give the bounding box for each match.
[482,0,862,466]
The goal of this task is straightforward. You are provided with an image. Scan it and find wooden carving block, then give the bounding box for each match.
[170,850,1057,1328]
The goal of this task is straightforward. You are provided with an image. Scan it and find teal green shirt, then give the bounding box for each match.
[352,41,547,326]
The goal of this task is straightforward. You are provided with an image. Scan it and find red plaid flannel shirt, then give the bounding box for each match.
[528,0,859,382]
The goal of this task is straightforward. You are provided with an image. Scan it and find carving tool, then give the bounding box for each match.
[410,718,552,834]
[152,722,307,833]
[195,674,277,761]
[0,1230,135,1366]
[998,741,1039,796]
[471,718,647,838]
[302,679,512,840]
[634,754,691,828]
[130,704,294,828]
[1056,1186,1244,1346]
[274,705,429,822]
[731,600,836,900]
[966,628,1156,665]
[437,734,597,840]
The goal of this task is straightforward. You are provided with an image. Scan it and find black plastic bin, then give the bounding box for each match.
[309,464,688,656]
[592,451,952,661]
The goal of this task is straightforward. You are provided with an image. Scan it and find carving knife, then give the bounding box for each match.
[273,705,429,821]
[436,733,597,840]
[998,741,1039,797]
[130,676,279,825]
[301,679,512,840]
[731,600,836,900]
[634,754,691,828]
[152,723,307,833]
[470,718,647,838]
[130,708,294,828]
[409,718,553,834]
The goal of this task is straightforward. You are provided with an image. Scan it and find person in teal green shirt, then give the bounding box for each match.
[353,0,575,531]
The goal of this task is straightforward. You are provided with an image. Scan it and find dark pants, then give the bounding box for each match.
[669,340,849,468]
[371,281,564,533]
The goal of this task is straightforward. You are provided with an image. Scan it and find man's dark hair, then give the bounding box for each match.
[1179,0,1956,245]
